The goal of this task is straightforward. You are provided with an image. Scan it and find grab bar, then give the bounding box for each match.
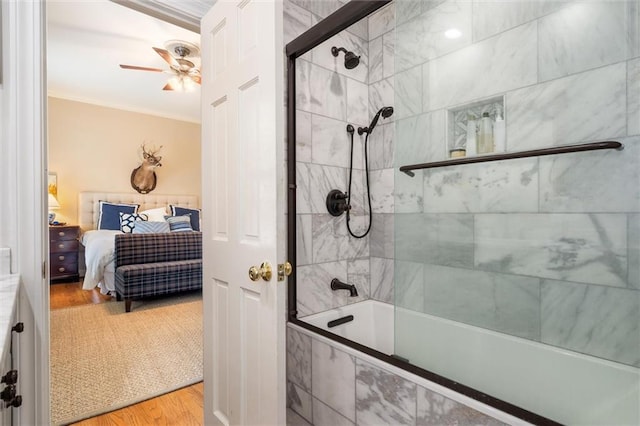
[399,141,624,177]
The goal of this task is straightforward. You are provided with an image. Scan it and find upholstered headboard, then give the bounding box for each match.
[78,192,199,232]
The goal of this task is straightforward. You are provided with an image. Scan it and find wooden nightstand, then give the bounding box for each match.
[49,225,80,283]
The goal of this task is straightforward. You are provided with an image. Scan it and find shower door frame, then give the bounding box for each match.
[285,2,556,424]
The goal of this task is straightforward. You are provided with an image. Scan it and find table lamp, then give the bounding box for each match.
[48,193,60,225]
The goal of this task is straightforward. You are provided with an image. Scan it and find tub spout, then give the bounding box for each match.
[331,278,358,297]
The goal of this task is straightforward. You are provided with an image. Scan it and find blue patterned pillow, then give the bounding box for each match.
[169,205,201,231]
[97,201,139,230]
[165,215,193,232]
[119,212,148,233]
[133,221,170,234]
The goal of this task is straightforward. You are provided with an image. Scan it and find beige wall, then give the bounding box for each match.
[48,97,201,225]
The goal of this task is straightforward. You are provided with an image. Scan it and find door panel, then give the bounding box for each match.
[240,288,261,425]
[212,97,229,240]
[214,279,229,420]
[238,78,261,240]
[202,1,285,425]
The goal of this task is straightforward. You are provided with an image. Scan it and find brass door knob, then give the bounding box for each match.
[248,262,272,282]
[283,261,292,276]
[278,261,293,281]
[259,262,272,281]
[248,266,261,281]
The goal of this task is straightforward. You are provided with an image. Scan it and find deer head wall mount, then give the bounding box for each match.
[131,144,163,194]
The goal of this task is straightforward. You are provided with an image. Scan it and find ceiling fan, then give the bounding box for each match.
[119,40,201,91]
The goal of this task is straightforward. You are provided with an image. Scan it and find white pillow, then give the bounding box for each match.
[139,207,168,222]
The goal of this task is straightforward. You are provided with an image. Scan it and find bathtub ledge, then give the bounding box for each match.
[287,321,529,426]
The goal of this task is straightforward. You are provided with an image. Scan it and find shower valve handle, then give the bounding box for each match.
[334,192,348,200]
[326,189,349,217]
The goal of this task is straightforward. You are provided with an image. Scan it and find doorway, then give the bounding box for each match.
[46,1,203,423]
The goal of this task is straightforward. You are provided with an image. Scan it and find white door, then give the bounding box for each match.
[201,1,285,425]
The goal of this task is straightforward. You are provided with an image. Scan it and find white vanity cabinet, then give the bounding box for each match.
[0,344,11,426]
[0,276,21,426]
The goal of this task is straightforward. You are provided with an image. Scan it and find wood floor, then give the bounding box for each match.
[50,281,204,425]
[49,281,113,310]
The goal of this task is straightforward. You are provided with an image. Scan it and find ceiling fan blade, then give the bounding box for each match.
[119,64,164,72]
[162,83,175,91]
[191,75,201,84]
[153,47,180,69]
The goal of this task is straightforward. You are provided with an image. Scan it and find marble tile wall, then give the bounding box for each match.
[537,1,636,82]
[365,3,399,305]
[396,0,473,73]
[290,0,373,316]
[287,1,640,423]
[390,0,640,368]
[628,58,640,136]
[422,264,541,340]
[421,157,539,213]
[471,0,569,42]
[538,136,640,212]
[506,62,627,151]
[290,0,640,372]
[291,0,407,314]
[475,213,628,287]
[540,280,640,367]
[287,326,507,426]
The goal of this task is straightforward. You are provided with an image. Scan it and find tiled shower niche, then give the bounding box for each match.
[447,96,505,154]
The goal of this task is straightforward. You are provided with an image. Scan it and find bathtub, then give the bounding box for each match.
[301,300,394,355]
[297,301,640,425]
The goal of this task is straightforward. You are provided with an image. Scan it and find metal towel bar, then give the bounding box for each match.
[399,141,624,177]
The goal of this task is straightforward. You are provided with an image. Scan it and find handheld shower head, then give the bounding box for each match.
[331,46,360,70]
[358,106,394,135]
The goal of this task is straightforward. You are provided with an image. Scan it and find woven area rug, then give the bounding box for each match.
[50,293,203,425]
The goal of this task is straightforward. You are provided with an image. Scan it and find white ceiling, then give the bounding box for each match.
[47,0,202,123]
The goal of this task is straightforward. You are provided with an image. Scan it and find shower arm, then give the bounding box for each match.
[331,46,348,56]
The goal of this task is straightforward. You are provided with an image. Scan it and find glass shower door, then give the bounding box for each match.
[391,0,640,423]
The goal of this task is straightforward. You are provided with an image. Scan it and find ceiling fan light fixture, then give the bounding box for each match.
[166,76,182,91]
[164,40,200,59]
[183,77,197,92]
[121,40,201,92]
[165,75,198,92]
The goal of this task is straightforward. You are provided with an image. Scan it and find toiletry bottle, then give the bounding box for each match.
[493,107,505,152]
[477,111,494,154]
[449,148,466,158]
[465,114,477,156]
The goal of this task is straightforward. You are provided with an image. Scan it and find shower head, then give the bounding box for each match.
[343,51,360,69]
[358,106,394,135]
[331,46,360,70]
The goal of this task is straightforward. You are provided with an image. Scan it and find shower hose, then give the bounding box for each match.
[346,128,373,239]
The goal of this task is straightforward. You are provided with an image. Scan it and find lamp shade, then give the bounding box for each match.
[48,193,60,209]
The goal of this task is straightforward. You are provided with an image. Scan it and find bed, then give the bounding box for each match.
[78,192,199,294]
